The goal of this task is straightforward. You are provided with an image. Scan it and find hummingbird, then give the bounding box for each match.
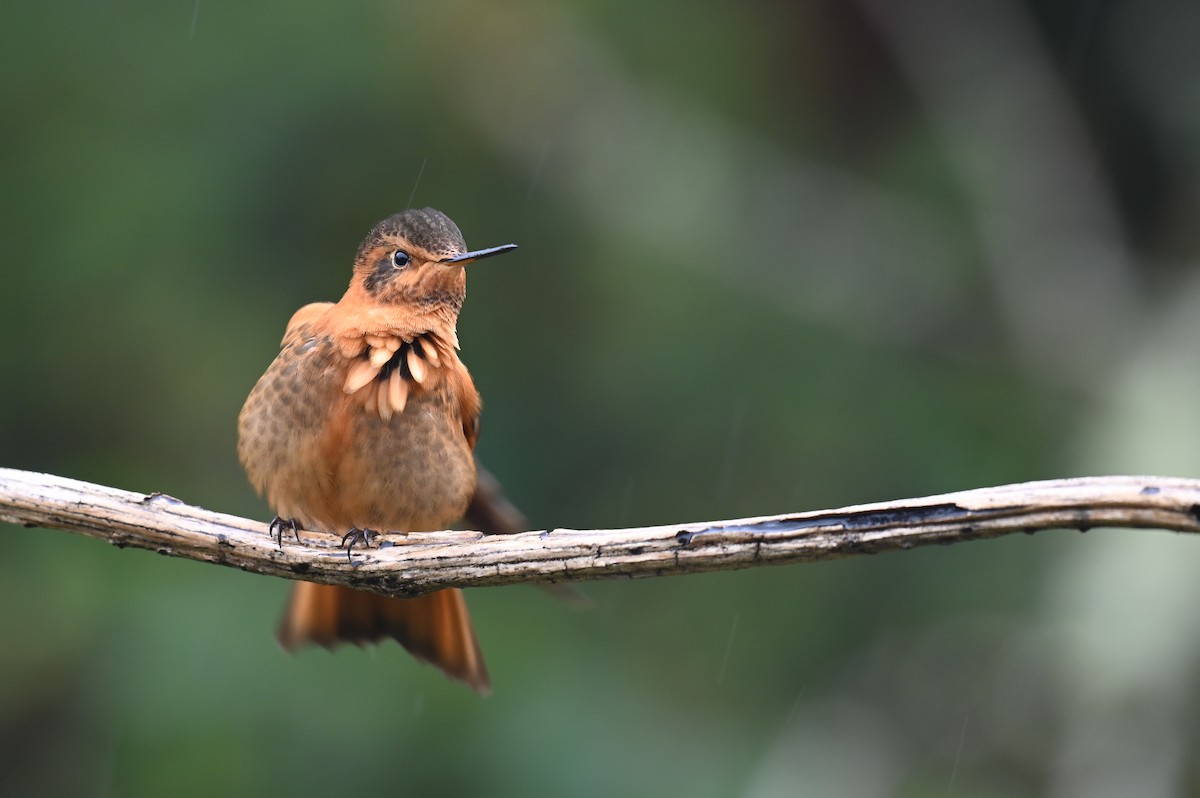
[237,207,518,694]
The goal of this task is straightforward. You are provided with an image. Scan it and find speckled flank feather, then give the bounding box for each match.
[236,208,505,695]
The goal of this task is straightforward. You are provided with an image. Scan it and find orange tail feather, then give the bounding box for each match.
[278,583,490,695]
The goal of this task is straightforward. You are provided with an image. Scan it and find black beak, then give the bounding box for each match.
[440,244,518,265]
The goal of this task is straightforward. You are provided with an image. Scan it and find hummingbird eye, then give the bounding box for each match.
[391,250,411,269]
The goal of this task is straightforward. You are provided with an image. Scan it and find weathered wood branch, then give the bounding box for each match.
[3,468,1199,599]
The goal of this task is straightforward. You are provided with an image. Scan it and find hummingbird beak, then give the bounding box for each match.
[439,244,518,266]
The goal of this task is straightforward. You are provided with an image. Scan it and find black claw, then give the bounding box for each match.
[341,527,379,563]
[269,516,301,548]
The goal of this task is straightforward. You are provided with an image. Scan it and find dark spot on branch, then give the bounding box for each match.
[1189,504,1200,523]
[217,534,234,548]
[540,531,552,539]
[680,503,978,545]
[629,546,644,555]
[292,562,311,574]
[1141,486,1160,495]
[839,503,972,530]
[836,532,874,554]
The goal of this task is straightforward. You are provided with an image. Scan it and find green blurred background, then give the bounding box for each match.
[4,1,1200,795]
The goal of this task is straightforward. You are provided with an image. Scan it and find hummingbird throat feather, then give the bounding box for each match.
[342,332,454,423]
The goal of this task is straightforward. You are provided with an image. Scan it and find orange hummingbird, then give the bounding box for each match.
[237,207,518,694]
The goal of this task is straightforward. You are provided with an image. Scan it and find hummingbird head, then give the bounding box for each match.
[351,207,517,318]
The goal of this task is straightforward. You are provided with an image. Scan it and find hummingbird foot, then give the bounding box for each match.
[341,527,380,563]
[268,516,302,548]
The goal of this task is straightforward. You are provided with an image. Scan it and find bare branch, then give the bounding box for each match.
[3,468,1199,599]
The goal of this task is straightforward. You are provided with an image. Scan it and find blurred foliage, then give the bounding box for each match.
[4,1,1200,796]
